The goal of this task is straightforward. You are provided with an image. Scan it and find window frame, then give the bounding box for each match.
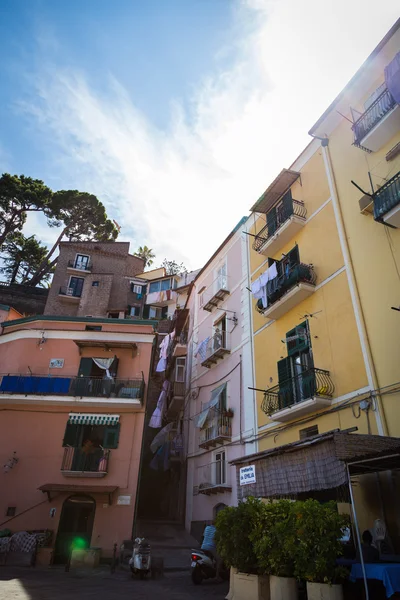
[214,450,227,485]
[68,276,84,297]
[74,254,90,270]
[175,357,186,382]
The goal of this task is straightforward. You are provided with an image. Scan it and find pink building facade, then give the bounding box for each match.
[184,218,258,540]
[0,315,156,562]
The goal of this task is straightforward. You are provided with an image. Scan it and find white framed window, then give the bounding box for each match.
[74,254,90,270]
[214,450,226,485]
[149,306,162,319]
[175,357,186,382]
[131,284,142,294]
[215,263,227,291]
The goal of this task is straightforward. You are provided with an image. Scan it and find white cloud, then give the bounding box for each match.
[20,0,399,269]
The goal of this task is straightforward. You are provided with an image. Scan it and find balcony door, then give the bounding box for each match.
[54,495,96,563]
[215,450,226,486]
[213,316,226,352]
[69,276,84,297]
[278,321,314,408]
[75,254,89,270]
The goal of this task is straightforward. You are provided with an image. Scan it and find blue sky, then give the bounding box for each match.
[0,0,399,269]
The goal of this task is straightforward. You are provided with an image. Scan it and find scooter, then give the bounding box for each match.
[129,537,151,579]
[190,548,229,584]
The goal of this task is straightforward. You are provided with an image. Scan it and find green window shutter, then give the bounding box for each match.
[103,424,121,449]
[78,357,93,377]
[287,244,300,268]
[110,357,119,378]
[63,423,80,447]
[266,205,277,236]
[281,189,293,215]
[143,305,150,319]
[277,357,293,409]
[286,321,309,356]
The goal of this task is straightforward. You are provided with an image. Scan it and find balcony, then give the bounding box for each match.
[199,413,232,449]
[61,447,110,478]
[353,87,399,152]
[67,260,92,273]
[256,262,316,320]
[261,367,334,422]
[173,331,188,358]
[253,200,307,256]
[166,381,186,418]
[0,374,145,403]
[201,331,231,368]
[146,289,178,306]
[373,170,400,228]
[59,286,81,301]
[202,277,230,312]
[195,461,232,495]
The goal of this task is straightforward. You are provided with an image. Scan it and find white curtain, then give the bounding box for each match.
[92,357,114,379]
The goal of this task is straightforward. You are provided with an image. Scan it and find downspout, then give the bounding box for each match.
[318,137,388,436]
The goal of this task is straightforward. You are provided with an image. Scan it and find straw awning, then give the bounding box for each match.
[250,169,300,213]
[232,430,400,501]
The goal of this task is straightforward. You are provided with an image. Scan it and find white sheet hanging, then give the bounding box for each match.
[92,357,114,379]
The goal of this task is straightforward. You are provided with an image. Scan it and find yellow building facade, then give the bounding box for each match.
[247,19,400,534]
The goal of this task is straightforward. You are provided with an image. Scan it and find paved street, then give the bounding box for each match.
[0,567,228,600]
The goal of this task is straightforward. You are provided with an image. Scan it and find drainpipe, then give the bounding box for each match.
[318,137,388,437]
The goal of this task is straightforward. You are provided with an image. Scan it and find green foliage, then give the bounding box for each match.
[160,258,186,276]
[0,234,52,286]
[250,500,297,577]
[215,497,264,573]
[0,173,53,246]
[134,245,155,268]
[291,499,349,584]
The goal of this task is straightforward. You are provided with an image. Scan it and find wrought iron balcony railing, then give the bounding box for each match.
[373,170,400,222]
[256,262,316,314]
[261,367,334,416]
[0,374,145,401]
[252,199,307,252]
[67,260,92,271]
[353,87,396,148]
[59,286,82,298]
[61,446,110,475]
[194,460,232,495]
[199,413,232,449]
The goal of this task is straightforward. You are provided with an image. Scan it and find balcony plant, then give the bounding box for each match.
[292,499,349,600]
[215,498,269,600]
[251,500,299,600]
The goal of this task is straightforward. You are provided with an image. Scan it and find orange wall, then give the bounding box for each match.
[0,406,144,556]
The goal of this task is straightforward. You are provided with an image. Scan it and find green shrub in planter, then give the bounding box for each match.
[292,499,349,585]
[215,497,264,574]
[250,499,298,577]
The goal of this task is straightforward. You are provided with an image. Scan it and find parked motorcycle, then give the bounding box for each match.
[129,537,151,579]
[190,548,229,584]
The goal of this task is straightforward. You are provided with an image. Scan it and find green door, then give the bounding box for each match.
[54,495,96,564]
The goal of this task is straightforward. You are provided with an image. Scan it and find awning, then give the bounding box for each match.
[73,340,139,356]
[194,383,227,428]
[38,483,118,504]
[68,413,120,426]
[250,169,300,213]
[233,430,400,501]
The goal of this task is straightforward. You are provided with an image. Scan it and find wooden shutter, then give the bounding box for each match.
[277,357,293,408]
[286,321,309,356]
[78,357,92,377]
[287,244,300,268]
[110,357,119,378]
[103,424,121,449]
[281,189,293,216]
[161,306,168,319]
[266,205,277,236]
[62,423,80,447]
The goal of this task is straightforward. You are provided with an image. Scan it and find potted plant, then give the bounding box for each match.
[292,499,349,600]
[215,498,270,600]
[251,500,298,600]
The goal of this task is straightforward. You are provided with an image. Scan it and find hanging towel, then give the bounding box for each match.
[149,380,170,428]
[267,261,278,280]
[195,337,210,362]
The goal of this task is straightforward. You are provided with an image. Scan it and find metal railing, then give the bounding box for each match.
[199,413,232,447]
[200,331,231,363]
[252,200,307,252]
[373,170,400,221]
[255,262,316,314]
[353,87,396,146]
[0,374,145,400]
[61,446,110,473]
[67,260,92,271]
[59,286,82,298]
[195,460,231,493]
[261,367,334,415]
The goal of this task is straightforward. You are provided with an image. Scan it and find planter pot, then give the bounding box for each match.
[306,582,343,600]
[270,575,298,600]
[229,571,270,600]
[226,567,237,600]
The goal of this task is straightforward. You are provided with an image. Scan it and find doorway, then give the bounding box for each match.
[54,495,96,563]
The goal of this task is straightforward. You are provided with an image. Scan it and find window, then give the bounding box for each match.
[277,321,314,408]
[215,451,226,485]
[92,281,99,287]
[161,278,172,291]
[213,316,227,351]
[149,281,161,293]
[215,264,227,291]
[299,425,319,440]
[175,357,186,382]
[74,254,90,270]
[63,422,121,449]
[149,306,162,319]
[68,277,84,297]
[108,312,120,319]
[85,325,102,331]
[131,284,143,295]
[129,306,140,317]
[6,506,16,517]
